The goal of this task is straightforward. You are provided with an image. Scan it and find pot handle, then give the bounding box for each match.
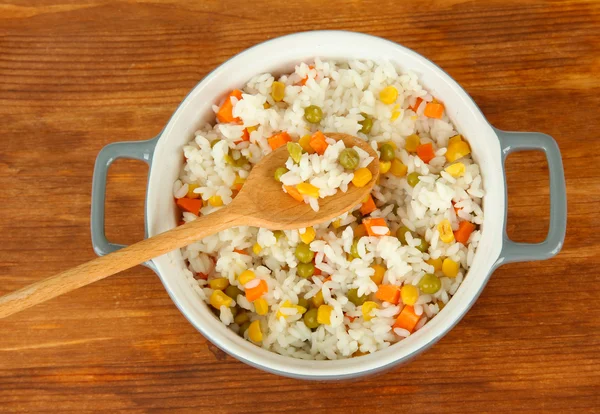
[495,128,567,265]
[90,137,159,271]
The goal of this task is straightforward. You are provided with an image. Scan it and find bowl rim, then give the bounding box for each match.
[145,30,504,379]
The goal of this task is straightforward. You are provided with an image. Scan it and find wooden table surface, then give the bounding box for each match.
[1,0,599,412]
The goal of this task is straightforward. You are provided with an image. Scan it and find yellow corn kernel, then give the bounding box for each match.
[437,219,455,243]
[332,219,342,229]
[379,86,398,104]
[362,301,378,321]
[426,257,443,272]
[370,264,386,285]
[209,277,229,290]
[263,102,271,109]
[391,110,401,121]
[209,195,223,207]
[437,299,446,311]
[276,300,307,318]
[238,270,256,285]
[401,284,419,306]
[254,297,269,315]
[379,160,391,174]
[252,243,262,255]
[247,125,258,133]
[390,159,408,177]
[248,320,263,342]
[232,175,246,191]
[352,168,373,188]
[311,290,324,308]
[442,258,460,278]
[405,134,420,153]
[271,81,286,102]
[300,227,316,244]
[299,134,316,154]
[210,290,232,309]
[317,305,333,325]
[224,154,235,165]
[296,182,320,198]
[445,162,466,178]
[448,134,463,146]
[445,141,471,163]
[186,183,200,199]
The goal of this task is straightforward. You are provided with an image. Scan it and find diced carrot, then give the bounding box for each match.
[178,220,185,226]
[354,224,367,239]
[346,313,356,322]
[454,220,476,245]
[363,217,391,236]
[416,142,436,163]
[284,185,304,202]
[194,272,208,280]
[360,195,377,215]
[299,65,315,86]
[323,276,332,283]
[234,249,249,256]
[424,102,444,119]
[309,131,328,155]
[176,197,203,215]
[216,89,243,124]
[267,132,292,150]
[375,284,401,304]
[410,97,423,112]
[241,128,250,141]
[452,201,461,215]
[245,279,268,302]
[313,266,322,276]
[393,305,421,333]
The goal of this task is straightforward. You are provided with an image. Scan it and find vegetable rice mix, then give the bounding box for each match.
[173,59,484,360]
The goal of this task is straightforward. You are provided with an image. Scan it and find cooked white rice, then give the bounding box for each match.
[174,58,484,360]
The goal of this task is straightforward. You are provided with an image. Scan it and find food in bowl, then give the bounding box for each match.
[275,134,375,211]
[172,58,484,360]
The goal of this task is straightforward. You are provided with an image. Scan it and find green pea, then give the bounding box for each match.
[350,239,361,258]
[295,242,315,264]
[225,285,243,300]
[274,167,288,182]
[233,155,249,167]
[303,308,320,329]
[287,142,303,163]
[379,143,395,161]
[359,113,373,134]
[352,210,363,224]
[234,310,249,326]
[304,105,323,124]
[229,306,239,318]
[338,148,360,170]
[239,321,251,336]
[415,238,429,253]
[273,230,285,241]
[396,226,412,245]
[347,288,367,306]
[407,172,420,187]
[297,262,315,279]
[418,273,441,294]
[210,139,220,148]
[297,297,309,309]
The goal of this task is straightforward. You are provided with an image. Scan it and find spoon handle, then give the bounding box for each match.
[0,206,245,319]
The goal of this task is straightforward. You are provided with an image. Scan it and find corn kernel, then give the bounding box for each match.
[252,243,262,255]
[186,183,200,199]
[352,168,373,188]
[254,297,269,315]
[276,300,307,318]
[247,125,258,133]
[299,134,315,154]
[426,257,443,272]
[437,219,455,243]
[362,301,378,321]
[442,258,460,278]
[248,320,263,342]
[317,305,333,325]
[209,277,229,290]
[390,159,408,177]
[332,219,342,229]
[238,270,256,285]
[448,135,463,146]
[300,227,316,244]
[209,195,223,207]
[379,86,398,104]
[263,102,271,109]
[379,160,391,174]
[445,162,466,178]
[370,264,386,285]
[437,299,446,310]
[391,110,401,121]
[311,290,324,308]
[445,141,471,162]
[401,284,419,306]
[405,134,420,153]
[296,182,320,198]
[210,290,232,309]
[271,81,286,102]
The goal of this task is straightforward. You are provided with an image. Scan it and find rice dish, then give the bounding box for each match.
[173,58,484,360]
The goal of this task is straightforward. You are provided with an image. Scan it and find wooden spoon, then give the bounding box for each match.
[0,133,379,318]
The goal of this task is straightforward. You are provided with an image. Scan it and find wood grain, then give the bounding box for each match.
[1,0,599,412]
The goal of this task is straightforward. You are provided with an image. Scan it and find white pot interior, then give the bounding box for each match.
[145,31,505,379]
